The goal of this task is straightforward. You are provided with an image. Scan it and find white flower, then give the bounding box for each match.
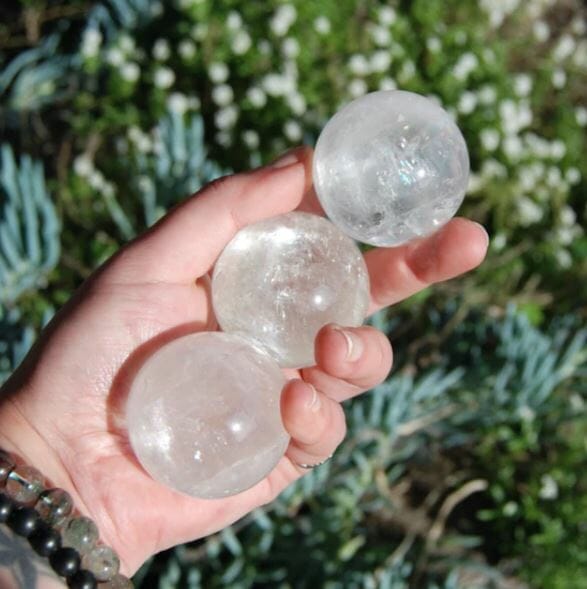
[553,34,576,62]
[191,23,208,41]
[215,105,238,130]
[519,166,537,191]
[518,405,535,422]
[500,100,532,135]
[349,78,368,98]
[227,10,243,31]
[349,54,370,76]
[517,196,543,225]
[209,62,229,83]
[232,30,252,55]
[426,94,443,107]
[546,166,562,188]
[167,92,189,114]
[178,40,196,60]
[452,52,478,81]
[492,233,507,251]
[313,16,331,35]
[565,167,581,185]
[81,29,102,59]
[378,77,397,91]
[533,20,550,42]
[398,61,415,82]
[212,84,234,106]
[128,126,142,143]
[187,96,201,110]
[88,170,106,191]
[154,67,175,89]
[560,205,577,226]
[370,25,391,47]
[262,73,294,97]
[270,4,297,37]
[576,107,587,126]
[378,6,396,25]
[370,50,391,73]
[514,74,533,97]
[284,120,303,142]
[150,1,163,16]
[555,248,572,268]
[258,40,272,55]
[247,86,267,108]
[215,131,233,148]
[153,39,171,61]
[106,48,125,67]
[480,129,500,151]
[550,140,566,160]
[73,155,93,177]
[287,92,306,115]
[120,62,140,83]
[242,130,260,149]
[503,136,523,160]
[118,34,135,54]
[539,475,559,500]
[426,37,441,53]
[552,69,566,89]
[282,38,300,59]
[503,501,518,517]
[137,175,154,194]
[478,85,497,105]
[458,92,477,115]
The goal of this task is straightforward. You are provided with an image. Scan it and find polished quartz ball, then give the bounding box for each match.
[212,212,370,368]
[127,332,289,499]
[313,90,470,247]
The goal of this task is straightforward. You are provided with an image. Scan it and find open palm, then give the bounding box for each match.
[0,148,488,575]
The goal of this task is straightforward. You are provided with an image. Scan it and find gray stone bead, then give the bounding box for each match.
[5,465,44,504]
[98,573,133,588]
[83,545,120,581]
[62,516,99,554]
[0,450,15,485]
[36,488,74,526]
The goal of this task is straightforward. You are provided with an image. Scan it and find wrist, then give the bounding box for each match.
[0,394,87,517]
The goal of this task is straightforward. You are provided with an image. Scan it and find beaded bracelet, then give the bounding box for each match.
[0,449,133,589]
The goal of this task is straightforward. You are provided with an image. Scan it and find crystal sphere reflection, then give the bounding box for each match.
[127,332,289,499]
[313,90,470,247]
[212,212,370,368]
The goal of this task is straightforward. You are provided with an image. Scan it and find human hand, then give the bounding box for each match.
[0,147,488,575]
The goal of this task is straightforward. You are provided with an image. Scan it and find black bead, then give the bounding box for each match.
[49,547,81,578]
[67,570,97,589]
[0,493,13,523]
[7,506,40,537]
[29,523,62,557]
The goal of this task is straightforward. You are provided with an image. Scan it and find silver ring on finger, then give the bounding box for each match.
[293,454,333,470]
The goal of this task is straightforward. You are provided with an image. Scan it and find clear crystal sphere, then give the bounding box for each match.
[127,332,289,499]
[212,212,370,368]
[313,90,470,247]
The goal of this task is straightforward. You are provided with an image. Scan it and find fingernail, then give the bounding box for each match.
[472,222,490,247]
[304,383,321,412]
[269,149,301,169]
[333,326,364,362]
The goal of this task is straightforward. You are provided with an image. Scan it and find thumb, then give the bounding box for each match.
[102,147,312,284]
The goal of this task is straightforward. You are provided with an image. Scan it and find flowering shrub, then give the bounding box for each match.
[39,0,580,315]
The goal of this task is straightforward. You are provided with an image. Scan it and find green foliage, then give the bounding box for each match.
[1,0,586,587]
[0,144,60,305]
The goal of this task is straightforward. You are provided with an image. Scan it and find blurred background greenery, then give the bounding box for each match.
[0,1,586,587]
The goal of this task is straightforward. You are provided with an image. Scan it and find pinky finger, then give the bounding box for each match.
[280,379,346,473]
